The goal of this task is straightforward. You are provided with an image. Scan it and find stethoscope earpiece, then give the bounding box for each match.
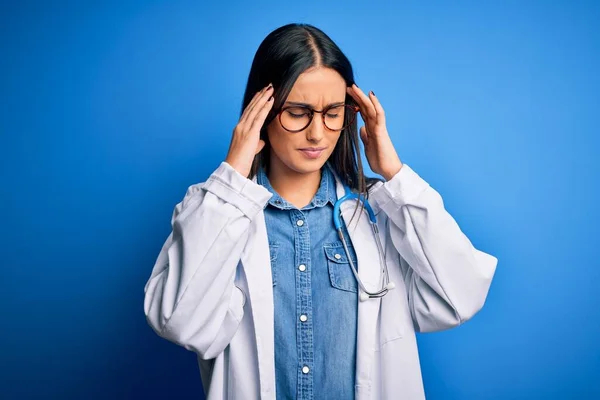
[386,282,395,290]
[359,292,370,302]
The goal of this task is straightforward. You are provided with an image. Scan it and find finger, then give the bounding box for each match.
[240,87,265,121]
[246,88,273,128]
[240,84,273,126]
[368,91,386,128]
[240,84,272,125]
[249,93,274,135]
[240,94,273,137]
[347,84,376,121]
[250,89,274,127]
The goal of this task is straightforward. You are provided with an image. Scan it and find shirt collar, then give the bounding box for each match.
[257,161,337,210]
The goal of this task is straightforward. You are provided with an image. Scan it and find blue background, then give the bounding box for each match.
[1,1,599,399]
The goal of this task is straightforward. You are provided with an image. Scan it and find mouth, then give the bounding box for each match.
[298,147,326,159]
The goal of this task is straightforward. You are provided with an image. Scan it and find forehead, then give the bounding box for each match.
[285,67,346,105]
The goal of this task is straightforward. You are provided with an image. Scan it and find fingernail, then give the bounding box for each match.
[370,90,375,96]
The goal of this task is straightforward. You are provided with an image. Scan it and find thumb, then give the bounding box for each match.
[255,139,266,155]
[359,126,369,146]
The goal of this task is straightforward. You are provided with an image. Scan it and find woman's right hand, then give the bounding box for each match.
[225,83,274,177]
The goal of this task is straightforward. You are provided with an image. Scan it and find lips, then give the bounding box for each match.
[299,148,325,159]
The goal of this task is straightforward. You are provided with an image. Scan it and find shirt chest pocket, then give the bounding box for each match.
[324,242,358,293]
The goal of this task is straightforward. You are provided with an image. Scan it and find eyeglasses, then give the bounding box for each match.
[277,103,360,133]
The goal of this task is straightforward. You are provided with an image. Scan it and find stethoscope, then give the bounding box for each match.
[333,182,396,302]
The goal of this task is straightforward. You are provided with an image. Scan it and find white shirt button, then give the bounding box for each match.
[334,253,342,260]
[298,264,306,272]
[296,219,304,226]
[300,314,308,322]
[302,366,310,374]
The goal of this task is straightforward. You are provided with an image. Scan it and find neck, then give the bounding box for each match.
[267,158,323,209]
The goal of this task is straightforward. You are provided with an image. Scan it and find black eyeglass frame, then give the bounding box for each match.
[276,103,360,133]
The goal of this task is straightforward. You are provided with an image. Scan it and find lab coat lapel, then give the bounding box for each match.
[331,169,382,400]
[241,169,382,399]
[239,174,276,399]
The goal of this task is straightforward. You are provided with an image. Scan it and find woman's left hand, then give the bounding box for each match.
[347,83,403,181]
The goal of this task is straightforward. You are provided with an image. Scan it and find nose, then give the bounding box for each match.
[306,112,325,142]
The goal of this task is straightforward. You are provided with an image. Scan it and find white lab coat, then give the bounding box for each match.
[144,161,498,399]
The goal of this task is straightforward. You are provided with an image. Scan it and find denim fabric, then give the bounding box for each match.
[257,161,358,400]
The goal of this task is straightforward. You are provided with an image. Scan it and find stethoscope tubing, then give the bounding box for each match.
[334,185,395,301]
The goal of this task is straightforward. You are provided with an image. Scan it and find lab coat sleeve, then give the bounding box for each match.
[368,163,498,332]
[143,161,272,358]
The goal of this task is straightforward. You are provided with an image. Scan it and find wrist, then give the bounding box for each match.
[224,157,251,178]
[381,161,403,181]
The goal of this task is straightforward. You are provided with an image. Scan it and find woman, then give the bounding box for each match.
[144,23,498,400]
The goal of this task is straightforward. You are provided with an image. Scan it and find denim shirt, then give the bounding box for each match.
[256,161,359,400]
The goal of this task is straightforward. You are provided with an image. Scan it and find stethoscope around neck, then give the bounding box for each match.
[333,183,396,302]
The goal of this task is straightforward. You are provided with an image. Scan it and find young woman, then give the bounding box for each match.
[144,23,498,400]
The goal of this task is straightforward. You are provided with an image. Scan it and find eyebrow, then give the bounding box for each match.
[284,101,345,108]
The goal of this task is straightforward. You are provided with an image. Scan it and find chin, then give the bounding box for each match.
[285,156,327,175]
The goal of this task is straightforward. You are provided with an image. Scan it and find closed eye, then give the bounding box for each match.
[285,108,311,118]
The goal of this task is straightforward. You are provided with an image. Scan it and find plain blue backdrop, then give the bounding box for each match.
[1,1,599,399]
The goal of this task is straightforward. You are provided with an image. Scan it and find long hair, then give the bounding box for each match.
[240,23,383,222]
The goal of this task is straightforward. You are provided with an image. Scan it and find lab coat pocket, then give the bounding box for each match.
[324,241,358,293]
[269,241,279,287]
[378,288,405,346]
[230,284,246,322]
[378,255,407,347]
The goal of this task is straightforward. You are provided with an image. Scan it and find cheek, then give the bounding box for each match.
[267,127,294,155]
[332,133,342,144]
[328,133,342,151]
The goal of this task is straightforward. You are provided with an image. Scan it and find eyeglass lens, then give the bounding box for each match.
[280,105,355,132]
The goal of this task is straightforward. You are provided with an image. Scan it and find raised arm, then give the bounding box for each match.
[369,164,498,332]
[144,161,272,358]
